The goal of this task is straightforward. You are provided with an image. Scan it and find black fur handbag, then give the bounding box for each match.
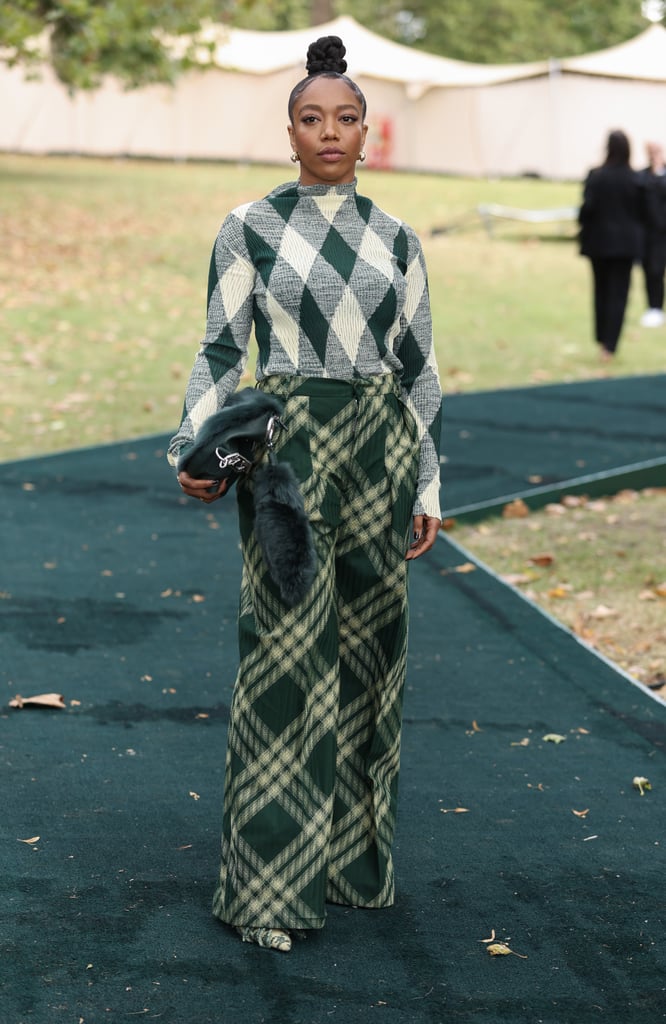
[177,388,317,607]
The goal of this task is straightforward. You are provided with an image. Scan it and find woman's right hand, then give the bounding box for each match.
[177,469,230,504]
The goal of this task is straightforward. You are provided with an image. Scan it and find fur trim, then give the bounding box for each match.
[177,389,284,480]
[253,462,317,607]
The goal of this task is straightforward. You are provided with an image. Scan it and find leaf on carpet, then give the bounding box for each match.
[9,693,66,710]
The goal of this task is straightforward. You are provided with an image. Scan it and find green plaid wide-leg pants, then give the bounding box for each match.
[212,376,420,930]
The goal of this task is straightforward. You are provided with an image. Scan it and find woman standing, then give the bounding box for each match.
[168,35,442,953]
[578,129,644,360]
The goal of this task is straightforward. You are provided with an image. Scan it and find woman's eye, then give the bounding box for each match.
[341,115,357,124]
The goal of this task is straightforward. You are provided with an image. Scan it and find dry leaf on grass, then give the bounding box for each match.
[529,553,554,567]
[503,499,530,519]
[9,693,66,710]
[589,604,617,619]
[503,572,534,586]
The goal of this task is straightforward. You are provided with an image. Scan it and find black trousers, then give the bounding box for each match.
[590,257,633,354]
[642,262,665,310]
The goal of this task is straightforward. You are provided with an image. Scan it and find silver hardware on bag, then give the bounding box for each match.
[214,450,253,474]
[265,415,284,450]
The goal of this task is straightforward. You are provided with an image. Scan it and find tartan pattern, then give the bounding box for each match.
[167,179,441,519]
[212,376,420,930]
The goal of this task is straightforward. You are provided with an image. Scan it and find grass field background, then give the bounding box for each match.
[2,153,665,460]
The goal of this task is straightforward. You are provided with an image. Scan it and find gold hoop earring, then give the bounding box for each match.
[290,152,300,163]
[358,151,366,163]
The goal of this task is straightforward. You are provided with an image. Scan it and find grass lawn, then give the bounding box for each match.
[2,154,665,695]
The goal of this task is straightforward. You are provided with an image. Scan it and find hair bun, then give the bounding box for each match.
[306,35,347,76]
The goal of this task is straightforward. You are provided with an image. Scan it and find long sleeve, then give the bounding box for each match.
[394,230,442,519]
[167,211,256,466]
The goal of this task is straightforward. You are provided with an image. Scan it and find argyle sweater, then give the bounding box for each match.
[168,179,442,518]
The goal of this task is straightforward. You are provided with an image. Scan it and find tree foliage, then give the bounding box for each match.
[337,0,650,63]
[0,0,224,89]
[0,0,655,89]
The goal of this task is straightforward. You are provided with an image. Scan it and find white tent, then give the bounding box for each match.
[2,16,666,179]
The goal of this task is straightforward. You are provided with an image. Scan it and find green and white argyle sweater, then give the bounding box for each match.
[168,178,442,518]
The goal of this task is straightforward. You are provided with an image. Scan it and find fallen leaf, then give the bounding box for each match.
[503,499,530,519]
[9,693,66,710]
[547,586,570,599]
[503,573,533,586]
[633,776,652,796]
[528,553,554,567]
[18,836,40,844]
[487,943,528,959]
[189,791,201,801]
[543,733,566,744]
[454,562,477,574]
[511,738,530,747]
[572,809,589,817]
[480,929,496,943]
[654,583,666,598]
[589,604,617,619]
[440,807,470,814]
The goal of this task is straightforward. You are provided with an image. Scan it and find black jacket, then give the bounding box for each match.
[578,164,644,260]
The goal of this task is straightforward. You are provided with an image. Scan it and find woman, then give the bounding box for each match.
[578,129,644,360]
[168,35,442,953]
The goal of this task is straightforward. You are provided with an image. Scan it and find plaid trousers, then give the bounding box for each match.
[212,375,420,930]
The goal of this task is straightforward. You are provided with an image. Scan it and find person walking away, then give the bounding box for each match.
[578,130,644,360]
[639,141,666,328]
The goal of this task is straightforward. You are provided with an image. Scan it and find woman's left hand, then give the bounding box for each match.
[406,515,441,560]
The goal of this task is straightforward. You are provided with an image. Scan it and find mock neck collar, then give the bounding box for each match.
[295,178,357,197]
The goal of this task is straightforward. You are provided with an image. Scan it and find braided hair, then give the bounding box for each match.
[288,35,367,122]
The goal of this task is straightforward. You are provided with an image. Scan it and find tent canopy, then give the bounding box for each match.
[172,15,551,89]
[561,23,666,82]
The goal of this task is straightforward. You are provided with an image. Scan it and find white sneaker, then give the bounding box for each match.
[640,308,665,327]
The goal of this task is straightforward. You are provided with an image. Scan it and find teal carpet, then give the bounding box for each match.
[2,376,665,1023]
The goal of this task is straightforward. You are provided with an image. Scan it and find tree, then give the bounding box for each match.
[338,0,650,63]
[1,0,655,88]
[0,0,224,89]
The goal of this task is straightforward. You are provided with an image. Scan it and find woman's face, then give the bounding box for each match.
[288,76,368,186]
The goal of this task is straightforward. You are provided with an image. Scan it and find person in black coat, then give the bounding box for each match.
[578,130,644,360]
[638,141,666,328]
